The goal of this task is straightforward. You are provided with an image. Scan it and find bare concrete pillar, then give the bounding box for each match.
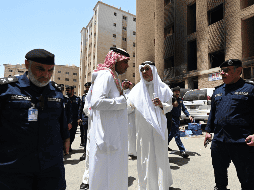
[136,0,155,84]
[155,0,165,79]
[224,0,241,60]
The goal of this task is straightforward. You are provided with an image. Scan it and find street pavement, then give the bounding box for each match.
[64,126,242,190]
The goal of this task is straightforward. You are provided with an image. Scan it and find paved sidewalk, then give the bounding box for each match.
[64,127,242,190]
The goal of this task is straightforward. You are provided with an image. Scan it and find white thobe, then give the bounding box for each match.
[82,102,91,184]
[89,70,128,190]
[128,83,173,190]
[124,88,137,156]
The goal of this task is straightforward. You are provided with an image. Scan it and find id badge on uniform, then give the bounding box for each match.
[28,104,38,121]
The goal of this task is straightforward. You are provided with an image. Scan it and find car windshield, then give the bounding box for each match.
[183,90,207,101]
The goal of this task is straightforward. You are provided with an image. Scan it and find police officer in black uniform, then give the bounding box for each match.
[0,49,70,190]
[79,82,91,161]
[66,85,81,151]
[168,86,193,158]
[205,59,254,190]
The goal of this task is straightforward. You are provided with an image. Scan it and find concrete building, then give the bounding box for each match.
[4,64,27,77]
[52,65,79,95]
[4,63,79,95]
[136,0,254,89]
[79,1,136,95]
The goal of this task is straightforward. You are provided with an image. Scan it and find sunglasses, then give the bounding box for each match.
[140,67,150,72]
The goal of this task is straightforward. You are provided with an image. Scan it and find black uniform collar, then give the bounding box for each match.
[225,78,244,90]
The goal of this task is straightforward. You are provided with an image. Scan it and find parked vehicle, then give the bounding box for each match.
[180,88,215,123]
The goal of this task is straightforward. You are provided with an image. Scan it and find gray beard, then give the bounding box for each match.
[28,67,50,87]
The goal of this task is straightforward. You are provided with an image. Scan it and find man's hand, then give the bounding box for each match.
[204,132,212,146]
[77,119,82,125]
[68,123,72,130]
[64,138,70,155]
[120,90,123,96]
[245,135,254,146]
[153,97,163,108]
[189,116,194,123]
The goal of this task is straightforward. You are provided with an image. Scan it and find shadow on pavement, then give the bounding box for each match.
[64,158,81,165]
[169,150,201,157]
[168,156,190,169]
[169,187,181,190]
[70,149,84,154]
[128,176,136,187]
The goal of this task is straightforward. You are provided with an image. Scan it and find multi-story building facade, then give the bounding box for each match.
[4,64,79,95]
[137,0,254,89]
[79,1,136,95]
[4,64,27,77]
[52,65,79,95]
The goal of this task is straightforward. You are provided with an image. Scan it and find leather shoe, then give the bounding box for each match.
[80,153,86,161]
[168,147,173,151]
[80,183,89,189]
[180,151,189,158]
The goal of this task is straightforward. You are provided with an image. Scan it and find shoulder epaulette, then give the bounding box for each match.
[245,80,254,85]
[215,83,224,89]
[51,81,61,92]
[0,76,18,85]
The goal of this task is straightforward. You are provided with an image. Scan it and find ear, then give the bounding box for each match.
[25,60,30,69]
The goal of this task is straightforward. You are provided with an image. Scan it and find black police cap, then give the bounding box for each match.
[173,86,180,92]
[141,61,155,66]
[220,59,242,68]
[84,82,91,87]
[110,47,130,57]
[66,85,74,90]
[25,49,55,65]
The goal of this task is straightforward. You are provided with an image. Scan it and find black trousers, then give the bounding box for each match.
[80,120,88,150]
[211,141,254,190]
[0,163,66,190]
[69,121,78,145]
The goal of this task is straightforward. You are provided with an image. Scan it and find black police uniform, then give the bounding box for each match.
[68,94,81,146]
[206,78,254,189]
[168,96,190,152]
[0,73,69,190]
[78,93,88,148]
[63,95,73,125]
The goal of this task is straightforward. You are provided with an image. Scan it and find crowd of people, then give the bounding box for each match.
[0,48,254,190]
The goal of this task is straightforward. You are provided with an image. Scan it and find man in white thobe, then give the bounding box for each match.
[89,47,130,190]
[122,79,137,160]
[128,61,173,190]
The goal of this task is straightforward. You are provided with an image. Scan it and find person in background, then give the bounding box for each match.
[66,85,81,152]
[168,86,193,158]
[79,82,91,161]
[205,59,254,190]
[0,49,70,190]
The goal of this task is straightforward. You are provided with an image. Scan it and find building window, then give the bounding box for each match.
[187,40,197,71]
[133,53,135,57]
[242,16,254,59]
[241,0,254,9]
[164,24,174,38]
[133,42,136,47]
[73,73,77,75]
[18,70,24,73]
[85,75,86,78]
[93,66,95,69]
[94,33,96,36]
[58,77,60,80]
[209,50,225,69]
[133,63,135,67]
[113,23,116,27]
[123,26,127,30]
[9,70,13,72]
[94,20,96,25]
[133,17,136,22]
[133,73,135,77]
[187,3,196,35]
[73,79,77,82]
[122,37,126,41]
[113,45,116,47]
[114,12,117,16]
[65,72,69,75]
[133,31,136,35]
[65,78,69,81]
[58,71,61,73]
[123,16,127,20]
[113,34,116,38]
[208,3,224,25]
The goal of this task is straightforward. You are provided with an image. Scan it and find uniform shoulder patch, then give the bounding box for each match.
[245,80,254,85]
[51,81,61,92]
[0,76,18,85]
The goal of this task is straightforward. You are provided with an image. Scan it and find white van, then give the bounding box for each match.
[180,88,215,122]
